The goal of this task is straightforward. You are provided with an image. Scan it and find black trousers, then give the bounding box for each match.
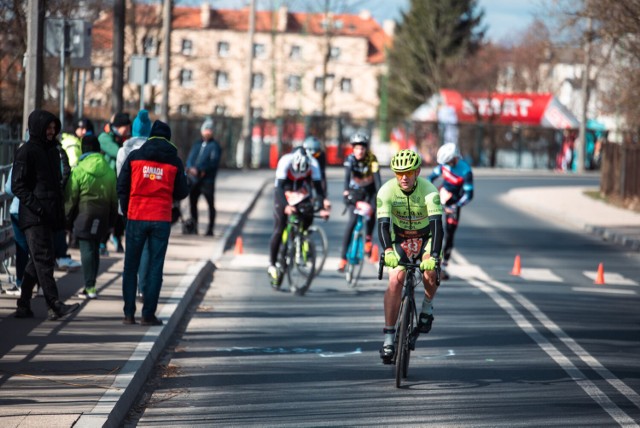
[18,224,60,310]
[189,180,216,233]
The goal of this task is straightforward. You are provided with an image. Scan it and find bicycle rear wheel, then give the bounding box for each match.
[288,238,316,296]
[395,297,413,388]
[307,225,328,276]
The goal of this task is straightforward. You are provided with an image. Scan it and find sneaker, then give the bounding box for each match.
[4,284,21,296]
[99,243,109,256]
[56,257,81,272]
[418,313,434,334]
[364,240,373,255]
[267,265,279,282]
[86,287,97,299]
[48,302,80,321]
[141,316,163,326]
[337,258,347,272]
[15,306,34,318]
[379,344,395,364]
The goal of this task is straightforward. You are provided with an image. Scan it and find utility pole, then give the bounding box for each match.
[112,0,125,114]
[577,16,593,174]
[240,0,256,168]
[161,0,172,122]
[22,0,45,139]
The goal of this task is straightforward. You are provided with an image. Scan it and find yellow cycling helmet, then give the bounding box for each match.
[390,149,422,173]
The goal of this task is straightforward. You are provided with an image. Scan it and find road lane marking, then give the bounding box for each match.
[319,348,362,358]
[582,271,638,286]
[469,278,638,427]
[518,268,563,282]
[572,287,636,295]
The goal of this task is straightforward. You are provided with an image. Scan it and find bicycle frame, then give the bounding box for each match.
[344,200,372,287]
[276,211,316,295]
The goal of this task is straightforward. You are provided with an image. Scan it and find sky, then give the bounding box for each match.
[185,0,539,44]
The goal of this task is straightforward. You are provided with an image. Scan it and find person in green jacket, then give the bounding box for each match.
[65,135,118,299]
[98,111,130,253]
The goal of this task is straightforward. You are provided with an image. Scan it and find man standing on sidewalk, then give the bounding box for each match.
[117,120,189,325]
[11,109,80,320]
[185,118,221,236]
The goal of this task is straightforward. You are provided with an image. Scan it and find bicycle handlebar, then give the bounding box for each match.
[377,256,442,286]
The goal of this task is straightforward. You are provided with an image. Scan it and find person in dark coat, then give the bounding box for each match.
[185,118,221,236]
[11,109,80,320]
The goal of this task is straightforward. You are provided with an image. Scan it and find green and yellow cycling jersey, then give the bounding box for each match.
[376,177,443,238]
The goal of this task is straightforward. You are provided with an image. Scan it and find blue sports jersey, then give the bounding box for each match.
[428,159,474,207]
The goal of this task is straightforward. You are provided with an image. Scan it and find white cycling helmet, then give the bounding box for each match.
[437,143,459,165]
[291,147,310,173]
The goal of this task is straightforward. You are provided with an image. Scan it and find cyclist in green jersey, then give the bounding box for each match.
[376,149,444,363]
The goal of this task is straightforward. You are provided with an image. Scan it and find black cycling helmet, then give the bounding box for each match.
[350,132,369,147]
[390,149,422,173]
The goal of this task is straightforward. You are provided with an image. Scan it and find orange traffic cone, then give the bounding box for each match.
[234,236,244,255]
[595,263,605,285]
[510,254,521,276]
[369,244,379,264]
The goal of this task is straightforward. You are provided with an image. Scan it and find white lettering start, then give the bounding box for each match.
[462,98,534,118]
[143,165,164,181]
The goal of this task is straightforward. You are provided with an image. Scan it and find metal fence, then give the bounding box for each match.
[600,142,640,203]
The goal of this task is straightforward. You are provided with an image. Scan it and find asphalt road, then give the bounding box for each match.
[125,170,640,427]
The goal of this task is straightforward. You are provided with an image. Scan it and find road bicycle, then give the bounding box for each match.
[378,257,440,388]
[344,199,373,287]
[273,204,317,296]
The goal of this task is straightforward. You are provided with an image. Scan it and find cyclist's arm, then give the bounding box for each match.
[372,158,382,191]
[456,169,474,207]
[427,165,442,183]
[342,157,352,192]
[274,178,287,208]
[378,217,393,251]
[376,183,393,251]
[425,190,444,259]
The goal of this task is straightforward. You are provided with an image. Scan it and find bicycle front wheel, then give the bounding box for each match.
[307,225,328,276]
[395,297,414,388]
[288,238,316,296]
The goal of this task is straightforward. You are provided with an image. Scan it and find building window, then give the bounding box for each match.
[143,36,156,55]
[178,104,191,115]
[314,74,334,92]
[215,71,229,89]
[181,39,193,56]
[92,66,103,81]
[286,75,301,92]
[88,98,102,107]
[340,78,352,93]
[218,41,229,57]
[252,73,264,90]
[253,43,265,59]
[289,45,301,59]
[214,105,226,115]
[180,69,193,87]
[251,107,263,118]
[330,46,341,60]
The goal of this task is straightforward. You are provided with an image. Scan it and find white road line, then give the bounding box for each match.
[518,268,564,282]
[469,278,638,427]
[572,287,637,295]
[583,271,638,286]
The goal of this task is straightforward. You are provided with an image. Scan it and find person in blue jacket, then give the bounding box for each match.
[185,118,221,236]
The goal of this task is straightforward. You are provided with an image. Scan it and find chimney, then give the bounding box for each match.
[383,19,395,37]
[277,5,288,32]
[201,2,211,28]
[359,9,371,20]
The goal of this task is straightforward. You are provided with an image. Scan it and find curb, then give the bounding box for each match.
[75,176,272,428]
[585,224,640,251]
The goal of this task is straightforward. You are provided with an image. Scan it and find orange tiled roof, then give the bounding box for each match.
[94,5,390,64]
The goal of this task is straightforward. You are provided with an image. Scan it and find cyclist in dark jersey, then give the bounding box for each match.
[303,136,327,197]
[427,143,474,280]
[338,133,381,272]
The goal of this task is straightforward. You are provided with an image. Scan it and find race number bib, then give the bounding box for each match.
[400,237,423,260]
[284,188,309,206]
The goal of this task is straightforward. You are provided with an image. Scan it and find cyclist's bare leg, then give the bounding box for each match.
[421,270,438,301]
[384,268,405,326]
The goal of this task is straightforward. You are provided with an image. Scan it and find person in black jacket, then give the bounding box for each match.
[11,109,80,320]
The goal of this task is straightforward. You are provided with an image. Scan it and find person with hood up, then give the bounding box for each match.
[117,120,189,326]
[11,109,80,320]
[65,135,118,299]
